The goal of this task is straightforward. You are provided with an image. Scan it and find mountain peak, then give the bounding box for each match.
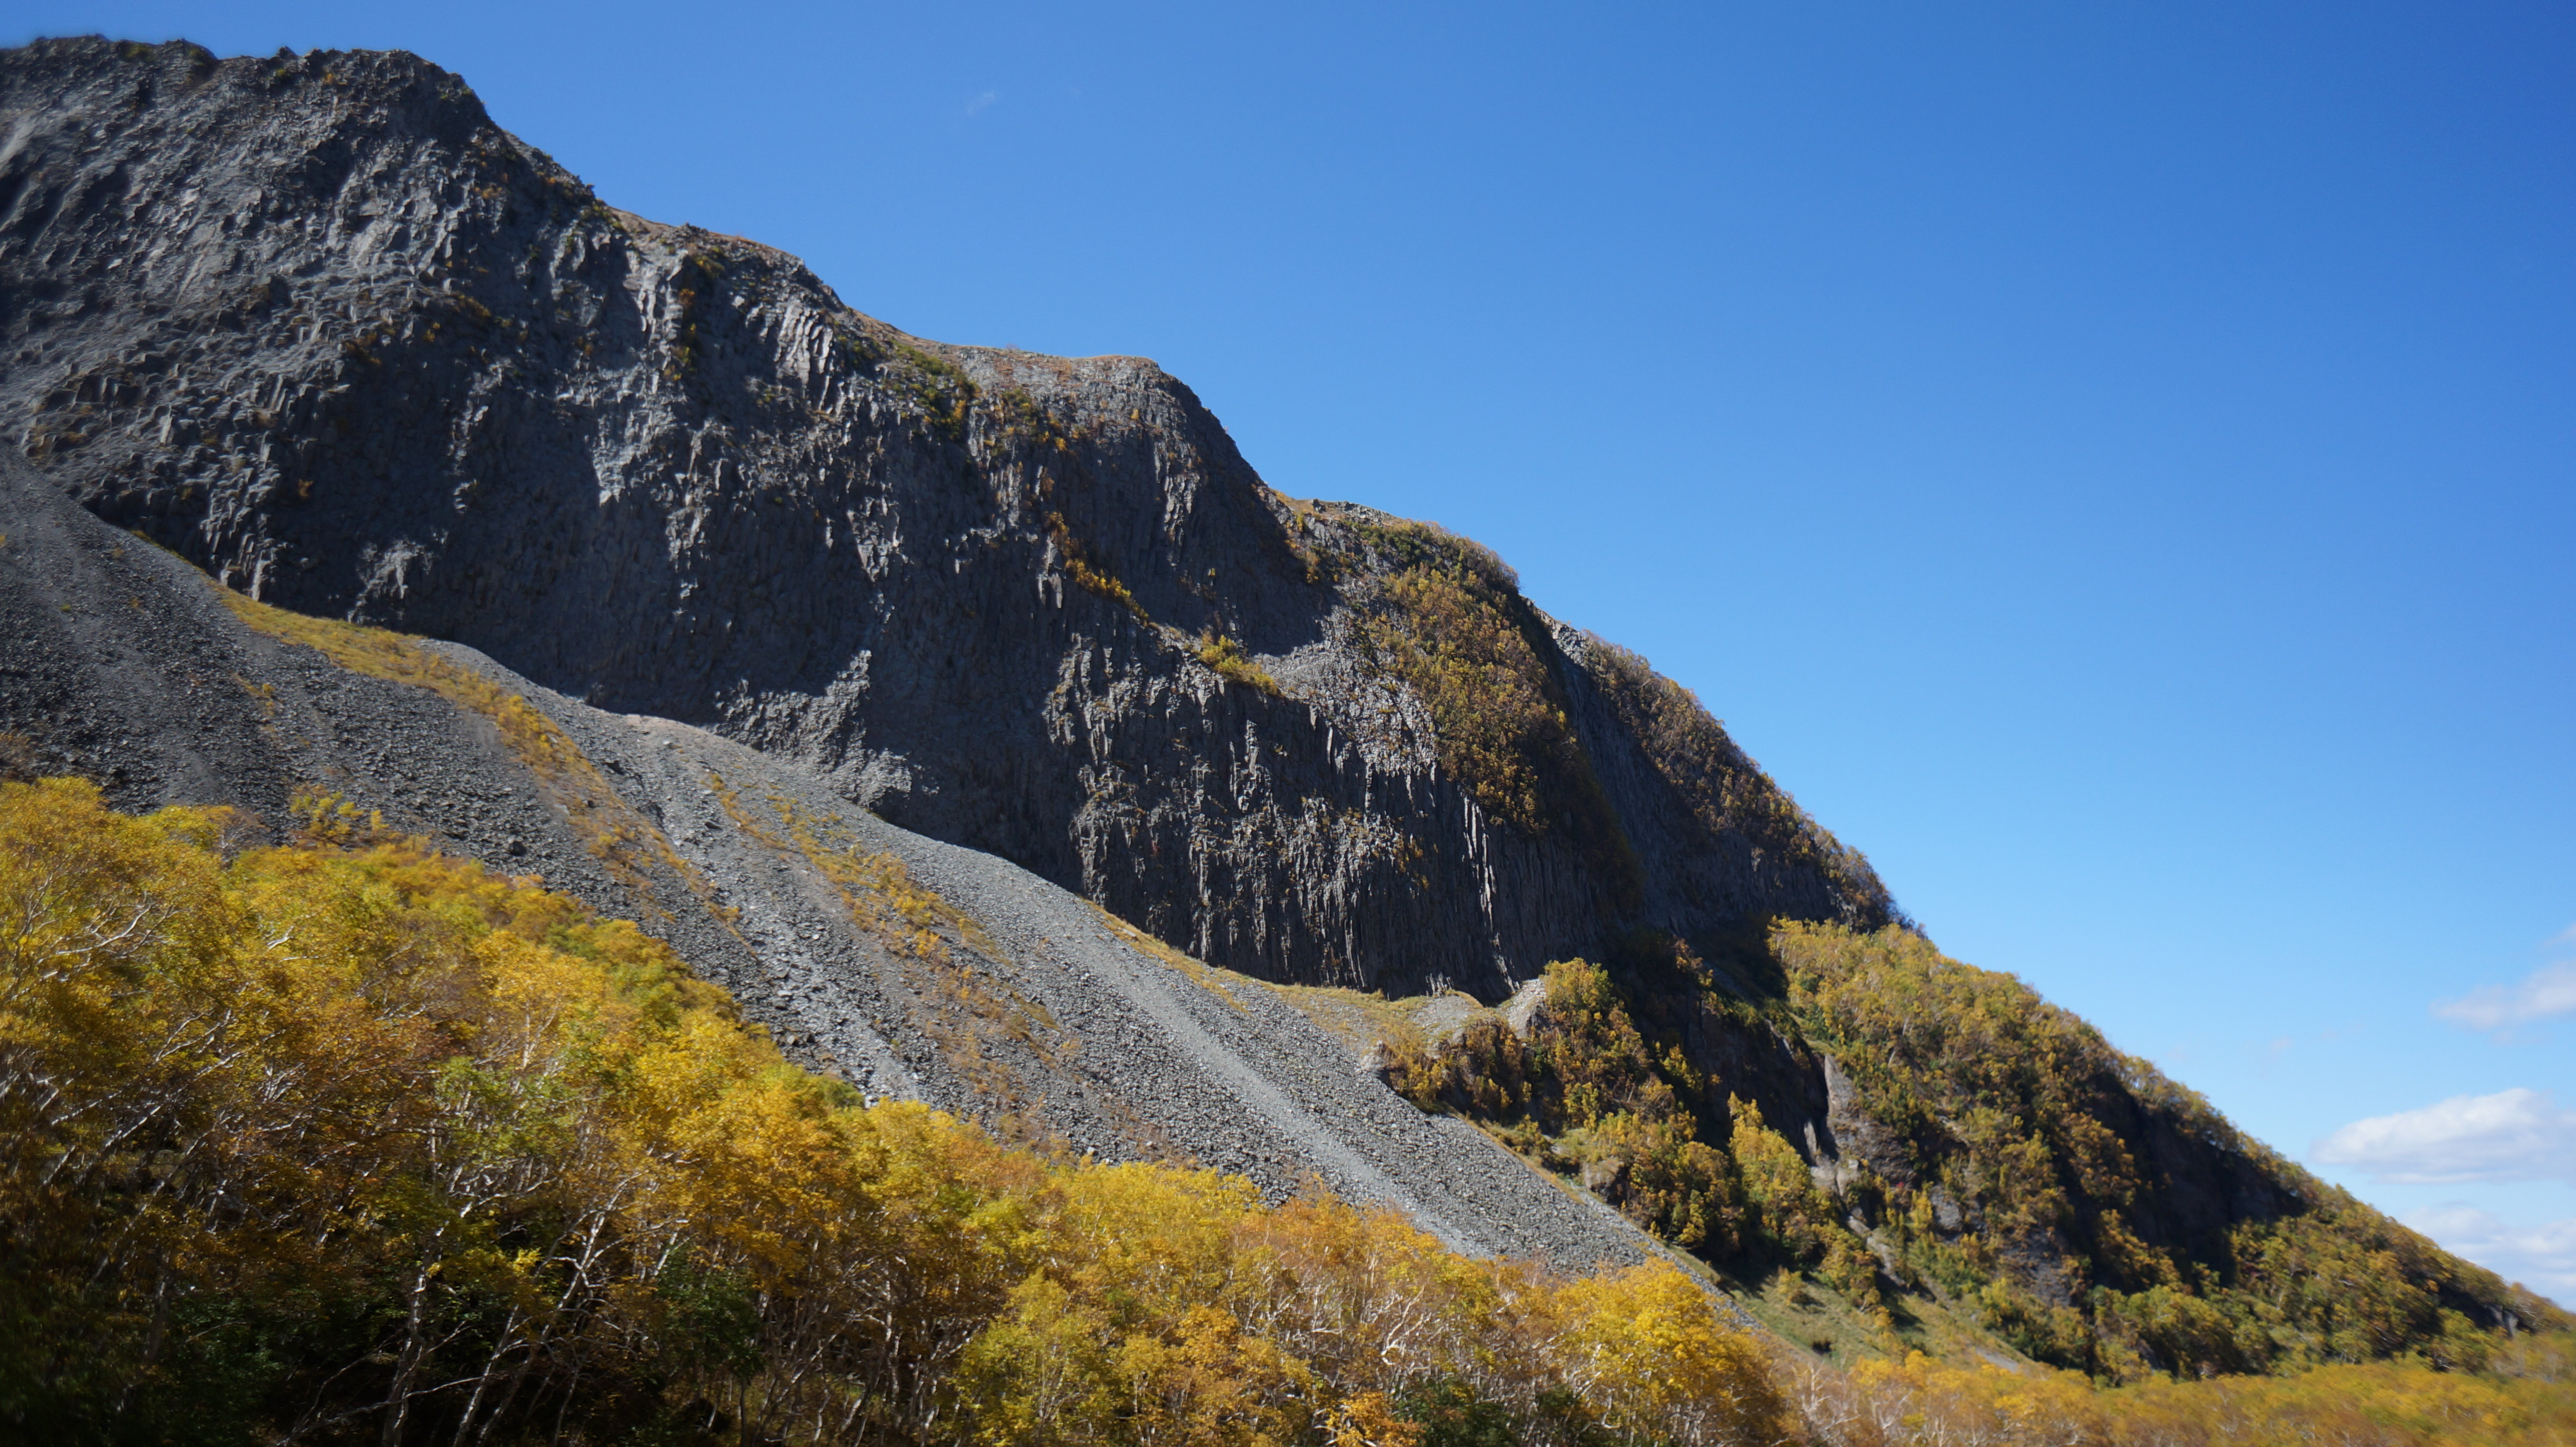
[2,39,2557,1407]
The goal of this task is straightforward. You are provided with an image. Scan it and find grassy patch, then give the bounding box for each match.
[1263,980,1457,1061]
[1194,630,1281,695]
[1086,901,1252,1013]
[1041,510,1147,620]
[888,343,977,444]
[706,780,1057,1091]
[769,794,1000,962]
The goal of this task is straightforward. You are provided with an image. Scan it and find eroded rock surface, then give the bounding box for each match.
[0,452,1656,1270]
[1,37,1894,998]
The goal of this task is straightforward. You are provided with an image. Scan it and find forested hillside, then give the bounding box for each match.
[0,778,1786,1446]
[1384,936,2559,1380]
[5,781,2571,1444]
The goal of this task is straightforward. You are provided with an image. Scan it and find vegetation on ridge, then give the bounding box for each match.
[6,777,2572,1444]
[1346,517,1641,906]
[1313,507,1890,932]
[1772,922,2540,1377]
[1580,638,1894,928]
[1388,936,2564,1389]
[1783,1343,2576,1446]
[9,42,2568,1439]
[888,344,980,444]
[1196,630,1283,695]
[212,581,713,917]
[1387,958,1891,1316]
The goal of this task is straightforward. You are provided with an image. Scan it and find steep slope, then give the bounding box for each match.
[1,35,2560,1384]
[1382,936,2559,1377]
[0,452,1648,1271]
[0,36,1888,1000]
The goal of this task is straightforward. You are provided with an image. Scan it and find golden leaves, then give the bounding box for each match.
[12,777,2565,1441]
[0,778,1787,1445]
[1357,560,1563,835]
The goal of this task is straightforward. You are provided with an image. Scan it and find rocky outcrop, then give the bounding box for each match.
[0,451,1658,1268]
[5,38,2554,1374]
[0,37,1894,998]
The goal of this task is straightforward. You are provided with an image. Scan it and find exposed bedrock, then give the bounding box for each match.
[1,37,1895,998]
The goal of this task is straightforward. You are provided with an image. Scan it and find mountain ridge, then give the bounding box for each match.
[0,35,1903,1002]
[1,34,2561,1398]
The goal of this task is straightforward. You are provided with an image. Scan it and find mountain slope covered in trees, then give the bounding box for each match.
[5,779,2571,1445]
[1,36,2569,1440]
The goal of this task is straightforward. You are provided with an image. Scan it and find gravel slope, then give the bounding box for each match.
[480,661,1652,1266]
[2,455,1651,1270]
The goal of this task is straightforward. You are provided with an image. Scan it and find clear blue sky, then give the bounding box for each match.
[20,2,2574,1296]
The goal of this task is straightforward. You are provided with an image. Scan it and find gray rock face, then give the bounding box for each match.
[0,451,1662,1272]
[1,37,1894,999]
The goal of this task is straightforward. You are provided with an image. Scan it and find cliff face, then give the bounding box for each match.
[6,38,2562,1379]
[0,37,1892,998]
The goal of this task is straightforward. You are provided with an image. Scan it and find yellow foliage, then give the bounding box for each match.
[1322,1392,1422,1447]
[1772,920,2549,1375]
[25,776,2548,1443]
[1388,959,1747,1252]
[1730,1096,1828,1249]
[0,777,1787,1446]
[1046,509,1150,620]
[1560,1263,1791,1446]
[1348,525,1638,900]
[1196,630,1283,696]
[1787,1345,2576,1446]
[956,1275,1120,1444]
[1356,558,1562,835]
[770,791,997,961]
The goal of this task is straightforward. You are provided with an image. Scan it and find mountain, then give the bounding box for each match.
[0,36,1892,1001]
[1,33,2560,1400]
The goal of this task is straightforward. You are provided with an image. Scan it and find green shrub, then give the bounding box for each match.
[888,343,977,442]
[1772,920,2554,1374]
[1195,631,1281,695]
[1388,932,2560,1378]
[1349,522,1640,904]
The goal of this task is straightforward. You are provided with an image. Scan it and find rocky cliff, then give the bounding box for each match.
[0,36,1892,1000]
[4,36,2556,1380]
[0,444,1666,1274]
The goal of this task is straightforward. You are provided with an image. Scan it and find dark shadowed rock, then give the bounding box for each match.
[0,36,1894,999]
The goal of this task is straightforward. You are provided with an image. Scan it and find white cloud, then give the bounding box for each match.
[965,90,998,117]
[2311,1087,2576,1184]
[2404,1205,2576,1304]
[2435,932,2576,1034]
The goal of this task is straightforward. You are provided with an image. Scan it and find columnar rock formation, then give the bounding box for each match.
[0,37,1893,999]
